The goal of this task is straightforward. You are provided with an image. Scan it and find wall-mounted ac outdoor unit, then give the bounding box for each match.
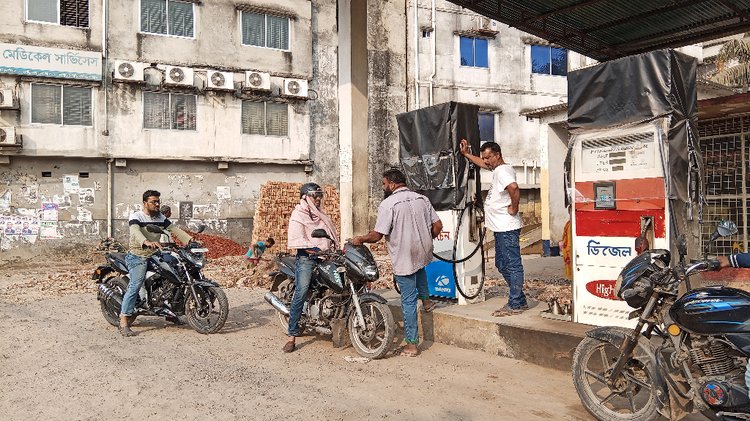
[0,127,17,145]
[206,70,234,90]
[244,71,271,91]
[282,78,309,98]
[0,89,18,109]
[113,60,145,82]
[164,66,194,86]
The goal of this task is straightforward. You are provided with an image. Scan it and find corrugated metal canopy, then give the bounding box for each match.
[449,0,750,61]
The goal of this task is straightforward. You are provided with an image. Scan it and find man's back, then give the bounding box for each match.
[375,188,438,276]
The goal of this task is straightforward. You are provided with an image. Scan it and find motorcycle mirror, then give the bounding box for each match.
[709,220,738,243]
[145,224,164,234]
[195,225,206,234]
[716,220,738,238]
[311,229,330,239]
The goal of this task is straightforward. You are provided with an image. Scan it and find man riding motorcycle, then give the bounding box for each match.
[119,189,194,337]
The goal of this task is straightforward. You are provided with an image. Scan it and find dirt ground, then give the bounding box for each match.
[0,256,595,421]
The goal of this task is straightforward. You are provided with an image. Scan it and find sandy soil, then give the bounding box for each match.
[0,258,595,421]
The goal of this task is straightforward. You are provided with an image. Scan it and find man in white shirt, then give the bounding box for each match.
[460,139,528,316]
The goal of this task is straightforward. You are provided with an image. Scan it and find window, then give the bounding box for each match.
[27,0,89,27]
[31,84,92,126]
[531,45,568,76]
[478,112,495,145]
[459,36,488,68]
[241,12,290,50]
[241,101,288,136]
[141,0,194,38]
[143,92,196,130]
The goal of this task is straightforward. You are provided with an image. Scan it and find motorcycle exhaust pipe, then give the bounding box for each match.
[264,292,290,316]
[98,283,122,307]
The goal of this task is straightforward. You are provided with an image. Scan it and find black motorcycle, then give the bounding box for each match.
[572,221,750,420]
[265,229,395,359]
[93,225,229,334]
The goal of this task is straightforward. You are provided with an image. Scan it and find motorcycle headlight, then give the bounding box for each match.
[185,248,208,268]
[363,265,379,280]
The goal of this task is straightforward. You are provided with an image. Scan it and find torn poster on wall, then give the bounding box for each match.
[39,221,60,239]
[21,184,39,203]
[217,186,231,200]
[77,207,92,222]
[63,175,80,194]
[41,202,59,221]
[78,188,95,206]
[0,189,10,211]
[1,215,39,245]
[53,194,72,209]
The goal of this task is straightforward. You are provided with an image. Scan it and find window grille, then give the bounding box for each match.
[144,92,196,130]
[241,12,289,50]
[28,0,88,27]
[241,101,288,136]
[141,0,193,37]
[31,84,92,126]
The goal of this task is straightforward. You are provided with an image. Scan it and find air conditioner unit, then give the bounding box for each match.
[164,66,194,86]
[0,89,18,109]
[244,71,271,91]
[206,70,234,90]
[282,78,309,98]
[0,127,17,145]
[113,60,145,82]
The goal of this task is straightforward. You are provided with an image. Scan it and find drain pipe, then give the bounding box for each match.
[413,0,420,108]
[428,0,436,106]
[107,158,113,237]
[522,160,528,185]
[532,160,538,185]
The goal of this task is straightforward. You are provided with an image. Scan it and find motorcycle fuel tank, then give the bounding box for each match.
[670,286,750,334]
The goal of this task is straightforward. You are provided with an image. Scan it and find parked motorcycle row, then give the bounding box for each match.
[93,225,395,360]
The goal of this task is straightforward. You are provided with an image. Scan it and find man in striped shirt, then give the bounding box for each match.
[119,190,192,337]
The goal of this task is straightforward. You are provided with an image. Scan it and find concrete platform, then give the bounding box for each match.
[381,255,590,372]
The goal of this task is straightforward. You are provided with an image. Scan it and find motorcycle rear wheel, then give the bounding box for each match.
[185,286,228,334]
[572,335,662,421]
[348,300,394,360]
[274,277,294,333]
[99,277,129,327]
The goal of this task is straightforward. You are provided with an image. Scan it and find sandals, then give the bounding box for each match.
[491,304,528,317]
[119,325,136,337]
[394,345,419,357]
[119,315,136,337]
[423,301,437,313]
[282,340,296,353]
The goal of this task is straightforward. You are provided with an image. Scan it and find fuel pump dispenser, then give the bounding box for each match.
[396,102,485,305]
[565,49,702,327]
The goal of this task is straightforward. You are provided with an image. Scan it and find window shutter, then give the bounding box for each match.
[28,0,57,23]
[168,0,193,37]
[144,92,170,129]
[62,86,92,126]
[267,15,289,50]
[241,101,264,135]
[61,0,89,27]
[141,0,167,34]
[266,103,288,136]
[242,12,265,46]
[171,94,196,130]
[31,84,62,124]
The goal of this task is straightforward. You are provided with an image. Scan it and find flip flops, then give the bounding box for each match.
[394,345,419,357]
[423,301,437,313]
[491,304,529,317]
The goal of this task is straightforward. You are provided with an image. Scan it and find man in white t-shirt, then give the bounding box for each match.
[460,139,528,316]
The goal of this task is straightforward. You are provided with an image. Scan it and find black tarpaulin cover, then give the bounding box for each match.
[566,49,702,254]
[396,102,480,210]
[567,49,699,204]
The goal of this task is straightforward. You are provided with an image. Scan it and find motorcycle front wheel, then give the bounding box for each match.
[185,285,229,334]
[572,334,662,421]
[348,300,394,360]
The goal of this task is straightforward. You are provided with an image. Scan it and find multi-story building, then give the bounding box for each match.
[0,0,340,250]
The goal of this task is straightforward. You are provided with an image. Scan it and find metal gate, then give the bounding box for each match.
[698,115,750,256]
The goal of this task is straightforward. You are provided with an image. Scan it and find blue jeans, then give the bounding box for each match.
[395,267,429,344]
[494,229,527,309]
[121,253,148,317]
[288,256,315,337]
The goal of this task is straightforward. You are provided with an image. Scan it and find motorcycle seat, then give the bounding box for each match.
[280,256,296,269]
